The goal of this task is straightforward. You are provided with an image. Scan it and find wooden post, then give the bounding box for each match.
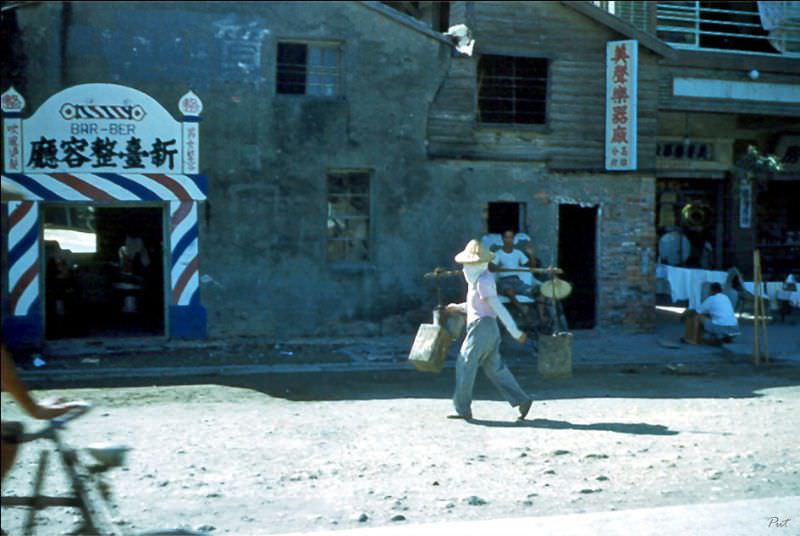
[758,251,769,364]
[752,250,769,365]
[753,250,760,366]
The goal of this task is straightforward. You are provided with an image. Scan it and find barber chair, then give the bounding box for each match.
[113,281,143,314]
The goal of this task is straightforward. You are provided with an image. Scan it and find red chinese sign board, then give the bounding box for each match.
[605,40,638,171]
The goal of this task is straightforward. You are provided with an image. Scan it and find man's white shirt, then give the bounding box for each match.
[493,249,529,275]
[696,293,738,326]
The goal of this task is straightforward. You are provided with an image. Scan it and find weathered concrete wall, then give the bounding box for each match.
[8,1,657,339]
[424,161,657,329]
[11,2,454,337]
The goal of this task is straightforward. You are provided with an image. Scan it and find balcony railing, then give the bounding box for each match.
[656,1,800,57]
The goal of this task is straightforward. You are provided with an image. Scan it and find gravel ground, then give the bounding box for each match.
[2,364,799,535]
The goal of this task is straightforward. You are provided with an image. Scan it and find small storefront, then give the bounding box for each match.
[654,133,731,271]
[1,84,207,348]
[756,136,800,282]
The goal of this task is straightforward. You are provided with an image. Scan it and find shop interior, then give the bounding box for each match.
[656,178,724,269]
[43,205,165,339]
[755,180,800,281]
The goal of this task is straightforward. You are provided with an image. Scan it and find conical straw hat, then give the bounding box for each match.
[540,278,573,300]
[454,239,494,264]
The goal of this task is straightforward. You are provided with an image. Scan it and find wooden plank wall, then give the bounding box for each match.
[427,1,661,171]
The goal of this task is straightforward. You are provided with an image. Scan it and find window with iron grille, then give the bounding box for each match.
[276,42,340,96]
[478,55,548,125]
[327,171,370,263]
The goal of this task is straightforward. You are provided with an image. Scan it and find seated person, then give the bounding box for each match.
[489,230,547,323]
[118,235,151,284]
[692,282,739,343]
[490,230,536,302]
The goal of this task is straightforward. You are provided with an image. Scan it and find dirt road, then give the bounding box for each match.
[2,364,799,534]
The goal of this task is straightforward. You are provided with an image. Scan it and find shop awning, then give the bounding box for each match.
[1,173,207,201]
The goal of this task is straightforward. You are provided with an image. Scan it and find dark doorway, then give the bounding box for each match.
[43,205,165,339]
[487,202,525,234]
[558,204,597,329]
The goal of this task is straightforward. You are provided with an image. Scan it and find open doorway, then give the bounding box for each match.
[43,205,165,339]
[558,204,597,329]
[487,201,526,234]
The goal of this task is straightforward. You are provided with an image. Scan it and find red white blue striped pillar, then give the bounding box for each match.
[4,200,43,345]
[169,200,206,338]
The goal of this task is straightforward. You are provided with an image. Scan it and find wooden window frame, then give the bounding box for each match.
[276,41,342,97]
[477,54,549,127]
[326,170,372,266]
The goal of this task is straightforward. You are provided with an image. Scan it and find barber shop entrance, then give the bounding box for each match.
[1,84,208,348]
[43,205,165,339]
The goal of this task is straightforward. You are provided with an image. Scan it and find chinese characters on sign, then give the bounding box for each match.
[26,135,178,170]
[184,127,198,173]
[2,86,26,172]
[739,179,752,229]
[5,124,21,171]
[2,84,201,175]
[179,91,203,174]
[605,40,638,171]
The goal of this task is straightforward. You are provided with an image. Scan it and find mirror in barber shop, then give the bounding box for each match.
[43,205,165,339]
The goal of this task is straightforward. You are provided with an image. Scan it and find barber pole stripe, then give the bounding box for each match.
[50,173,115,201]
[1,173,206,201]
[170,201,199,306]
[29,173,93,201]
[7,201,39,316]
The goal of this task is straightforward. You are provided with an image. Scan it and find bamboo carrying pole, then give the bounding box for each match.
[752,250,769,365]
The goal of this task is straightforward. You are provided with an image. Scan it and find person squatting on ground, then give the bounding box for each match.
[446,239,533,421]
[1,345,82,483]
[693,282,740,343]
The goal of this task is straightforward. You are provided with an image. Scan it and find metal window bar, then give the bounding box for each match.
[656,1,800,56]
[277,44,340,96]
[478,58,548,125]
[327,173,369,262]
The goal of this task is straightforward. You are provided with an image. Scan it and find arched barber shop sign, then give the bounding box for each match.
[2,84,207,347]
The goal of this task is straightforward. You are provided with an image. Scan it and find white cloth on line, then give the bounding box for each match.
[657,264,728,310]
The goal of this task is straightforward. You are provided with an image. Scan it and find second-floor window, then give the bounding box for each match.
[276,42,340,96]
[478,55,548,125]
[656,1,799,56]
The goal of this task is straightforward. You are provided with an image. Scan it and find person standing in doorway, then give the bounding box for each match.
[446,239,533,421]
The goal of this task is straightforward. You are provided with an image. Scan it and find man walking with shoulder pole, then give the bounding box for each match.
[446,239,534,421]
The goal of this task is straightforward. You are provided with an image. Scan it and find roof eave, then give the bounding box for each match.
[356,1,456,47]
[560,0,676,59]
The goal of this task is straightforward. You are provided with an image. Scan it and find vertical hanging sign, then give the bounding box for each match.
[739,178,752,229]
[1,87,25,172]
[605,40,638,171]
[179,90,202,174]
